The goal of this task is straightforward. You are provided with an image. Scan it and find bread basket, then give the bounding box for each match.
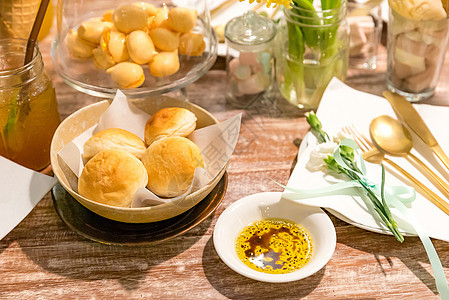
[50,97,226,223]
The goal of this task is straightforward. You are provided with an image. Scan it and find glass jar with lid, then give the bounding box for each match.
[225,11,276,108]
[0,38,60,171]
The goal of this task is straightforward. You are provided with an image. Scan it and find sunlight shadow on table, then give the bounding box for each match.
[202,237,325,299]
[0,236,14,256]
[16,211,212,291]
[336,225,449,296]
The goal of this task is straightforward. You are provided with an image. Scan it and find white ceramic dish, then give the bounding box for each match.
[213,192,336,283]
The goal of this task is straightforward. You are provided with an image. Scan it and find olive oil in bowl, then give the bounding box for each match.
[235,218,313,274]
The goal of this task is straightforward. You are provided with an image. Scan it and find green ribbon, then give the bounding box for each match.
[283,138,449,299]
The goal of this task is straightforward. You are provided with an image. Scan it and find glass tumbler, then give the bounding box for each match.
[0,38,60,171]
[347,1,382,70]
[387,8,449,101]
[275,0,350,111]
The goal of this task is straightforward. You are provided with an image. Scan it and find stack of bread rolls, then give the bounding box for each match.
[66,2,206,89]
[78,107,205,207]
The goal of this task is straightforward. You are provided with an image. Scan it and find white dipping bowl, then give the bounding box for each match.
[213,192,336,283]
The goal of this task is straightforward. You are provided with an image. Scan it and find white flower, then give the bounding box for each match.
[333,129,351,144]
[306,141,338,172]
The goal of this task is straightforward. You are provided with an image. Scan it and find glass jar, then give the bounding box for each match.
[347,1,382,70]
[387,8,449,102]
[275,0,349,111]
[225,11,276,108]
[0,38,60,171]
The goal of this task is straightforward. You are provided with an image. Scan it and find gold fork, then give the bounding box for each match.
[343,126,449,216]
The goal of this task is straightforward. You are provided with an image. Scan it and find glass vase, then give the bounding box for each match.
[275,1,349,111]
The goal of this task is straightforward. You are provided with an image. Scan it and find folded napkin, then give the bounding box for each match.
[0,157,57,240]
[287,78,449,242]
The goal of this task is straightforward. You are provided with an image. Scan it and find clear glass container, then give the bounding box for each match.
[225,11,276,108]
[52,0,217,98]
[0,38,60,171]
[347,1,382,70]
[387,8,449,102]
[275,1,349,111]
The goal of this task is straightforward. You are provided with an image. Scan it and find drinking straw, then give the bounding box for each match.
[24,0,51,64]
[443,0,449,15]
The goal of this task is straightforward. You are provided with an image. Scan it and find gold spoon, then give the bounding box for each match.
[370,115,449,199]
[344,125,449,215]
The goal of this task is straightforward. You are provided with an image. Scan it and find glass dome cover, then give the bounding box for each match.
[52,0,217,98]
[225,10,277,48]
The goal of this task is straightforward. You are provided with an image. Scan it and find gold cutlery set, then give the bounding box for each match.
[345,92,449,216]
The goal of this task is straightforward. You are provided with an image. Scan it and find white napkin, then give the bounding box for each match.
[288,78,449,241]
[0,156,57,240]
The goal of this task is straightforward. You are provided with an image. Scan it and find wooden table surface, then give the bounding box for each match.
[1,23,449,299]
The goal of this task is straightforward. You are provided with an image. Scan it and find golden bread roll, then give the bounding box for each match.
[141,136,205,197]
[77,18,114,45]
[107,62,145,88]
[126,30,156,64]
[78,149,148,207]
[166,7,197,33]
[179,32,205,56]
[101,30,129,63]
[148,51,180,77]
[66,29,95,58]
[132,2,158,16]
[83,128,146,160]
[149,27,180,52]
[144,107,197,146]
[113,4,147,33]
[92,47,116,70]
[150,6,169,28]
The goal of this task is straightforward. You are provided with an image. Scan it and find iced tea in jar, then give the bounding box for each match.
[0,38,60,171]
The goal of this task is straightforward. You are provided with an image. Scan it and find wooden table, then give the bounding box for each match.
[1,26,449,299]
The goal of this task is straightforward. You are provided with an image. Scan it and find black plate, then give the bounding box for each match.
[51,173,227,246]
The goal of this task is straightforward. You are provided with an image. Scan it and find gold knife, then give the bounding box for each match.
[383,91,449,172]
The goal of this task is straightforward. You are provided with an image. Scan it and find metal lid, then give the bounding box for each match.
[224,11,277,47]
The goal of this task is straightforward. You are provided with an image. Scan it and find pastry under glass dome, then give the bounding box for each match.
[51,0,217,98]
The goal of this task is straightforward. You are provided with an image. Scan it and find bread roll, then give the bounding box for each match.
[78,149,148,207]
[144,107,197,146]
[141,136,204,197]
[166,7,197,33]
[83,128,146,160]
[148,51,180,77]
[178,33,205,56]
[106,62,145,89]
